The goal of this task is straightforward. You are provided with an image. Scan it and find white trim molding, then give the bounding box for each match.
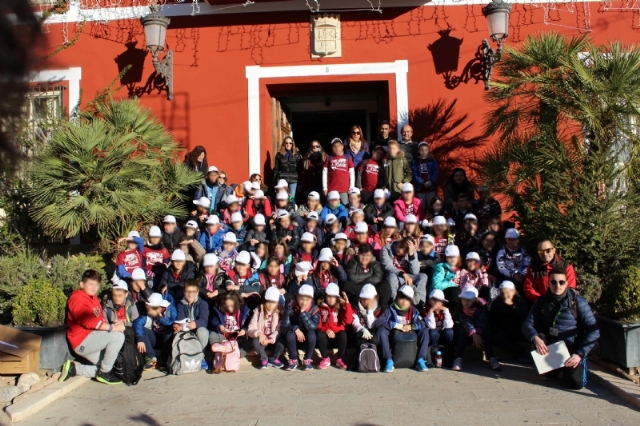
[29,67,82,116]
[245,60,409,174]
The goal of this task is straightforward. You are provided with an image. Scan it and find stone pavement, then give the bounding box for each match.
[11,359,640,426]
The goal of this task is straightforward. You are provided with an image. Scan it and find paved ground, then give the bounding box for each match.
[9,357,640,426]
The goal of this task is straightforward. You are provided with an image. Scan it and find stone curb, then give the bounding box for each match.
[4,376,89,423]
[588,361,640,410]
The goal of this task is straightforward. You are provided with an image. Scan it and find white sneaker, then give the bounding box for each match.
[489,357,501,370]
[453,357,463,371]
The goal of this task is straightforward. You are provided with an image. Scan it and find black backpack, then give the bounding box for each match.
[113,327,144,386]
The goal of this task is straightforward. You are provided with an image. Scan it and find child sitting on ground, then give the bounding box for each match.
[209,292,252,356]
[351,284,386,350]
[247,287,284,369]
[218,232,239,274]
[316,283,353,370]
[320,191,349,228]
[142,226,170,279]
[458,252,491,301]
[281,284,320,371]
[116,231,144,280]
[104,280,139,327]
[242,214,268,252]
[173,280,210,369]
[423,289,454,355]
[431,245,462,309]
[197,253,226,308]
[199,215,226,254]
[133,292,176,370]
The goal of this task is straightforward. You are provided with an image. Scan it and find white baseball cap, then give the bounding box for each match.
[148,226,162,238]
[252,182,261,190]
[294,261,313,276]
[300,232,316,243]
[429,289,448,302]
[207,166,219,173]
[359,284,377,299]
[223,232,237,243]
[226,195,239,204]
[401,182,414,193]
[318,247,334,262]
[464,213,478,222]
[203,253,219,267]
[432,216,447,226]
[460,286,479,300]
[306,211,319,221]
[355,222,368,234]
[146,293,170,308]
[421,234,435,244]
[127,230,140,240]
[373,189,386,199]
[348,187,361,195]
[163,215,176,224]
[298,284,315,298]
[398,285,414,299]
[276,192,289,201]
[327,191,340,201]
[231,212,243,223]
[333,232,348,241]
[325,283,340,297]
[113,280,129,292]
[466,252,481,262]
[264,287,281,302]
[445,245,460,258]
[447,218,456,228]
[254,190,265,199]
[185,220,199,230]
[171,249,186,261]
[206,215,220,225]
[243,181,253,192]
[235,251,251,265]
[383,217,397,227]
[404,214,418,225]
[131,268,146,281]
[350,208,364,217]
[324,214,338,225]
[275,179,288,189]
[253,214,266,226]
[500,281,516,290]
[276,209,290,219]
[505,228,520,239]
[308,191,320,200]
[194,197,211,208]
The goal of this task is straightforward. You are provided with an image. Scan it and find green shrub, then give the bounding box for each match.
[48,254,107,296]
[0,251,47,316]
[575,269,603,305]
[12,279,67,327]
[605,266,640,322]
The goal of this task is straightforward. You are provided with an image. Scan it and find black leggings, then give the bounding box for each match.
[316,330,348,359]
[343,280,392,309]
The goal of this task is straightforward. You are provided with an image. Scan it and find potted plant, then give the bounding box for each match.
[12,278,70,372]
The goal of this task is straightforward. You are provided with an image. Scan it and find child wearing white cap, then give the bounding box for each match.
[373,217,400,252]
[183,220,202,244]
[295,232,319,267]
[496,228,531,290]
[393,182,424,227]
[244,189,273,221]
[380,238,429,306]
[399,214,422,242]
[197,253,226,305]
[199,215,226,254]
[430,215,452,260]
[346,187,364,214]
[157,249,198,301]
[209,292,252,357]
[242,214,269,252]
[173,281,211,370]
[356,145,385,204]
[308,248,348,295]
[430,245,463,311]
[129,268,153,309]
[378,285,429,372]
[322,213,343,248]
[458,252,491,299]
[489,280,529,358]
[424,289,454,353]
[316,283,353,370]
[247,287,285,369]
[281,284,320,371]
[115,231,144,280]
[224,251,258,295]
[344,209,368,241]
[161,215,185,252]
[190,196,212,229]
[297,210,324,246]
[453,286,500,372]
[363,187,394,233]
[323,139,355,205]
[454,213,481,257]
[141,226,171,279]
[319,190,349,228]
[217,232,240,275]
[220,193,243,226]
[268,210,300,252]
[104,280,139,328]
[350,221,376,253]
[272,191,295,220]
[418,234,437,277]
[132,292,177,370]
[351,283,386,352]
[329,233,353,268]
[292,191,323,228]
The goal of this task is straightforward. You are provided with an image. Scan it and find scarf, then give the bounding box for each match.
[545,288,568,303]
[349,139,362,154]
[285,149,292,160]
[357,300,379,328]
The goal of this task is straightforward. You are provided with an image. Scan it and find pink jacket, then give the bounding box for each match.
[457,269,490,289]
[247,307,281,344]
[393,198,423,222]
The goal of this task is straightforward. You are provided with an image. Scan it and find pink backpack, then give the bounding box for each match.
[211,340,240,373]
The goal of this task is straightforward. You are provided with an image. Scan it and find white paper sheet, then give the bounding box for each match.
[174,318,191,332]
[531,341,571,374]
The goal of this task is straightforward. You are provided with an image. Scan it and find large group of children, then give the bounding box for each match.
[59,128,599,389]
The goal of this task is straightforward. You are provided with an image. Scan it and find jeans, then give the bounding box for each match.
[387,273,428,306]
[316,330,348,359]
[285,329,317,361]
[456,327,495,359]
[428,328,455,347]
[138,328,172,359]
[73,330,125,377]
[377,328,430,362]
[252,337,284,361]
[342,280,392,309]
[288,183,298,200]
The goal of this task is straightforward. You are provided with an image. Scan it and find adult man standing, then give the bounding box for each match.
[59,270,125,385]
[399,124,419,163]
[523,239,576,303]
[371,120,392,150]
[522,267,599,390]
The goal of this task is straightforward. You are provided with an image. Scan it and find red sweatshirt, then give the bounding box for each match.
[116,249,142,274]
[142,246,170,273]
[318,302,354,333]
[245,198,273,219]
[324,154,354,193]
[66,289,104,349]
[358,159,381,192]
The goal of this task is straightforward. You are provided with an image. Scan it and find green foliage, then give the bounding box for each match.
[48,254,107,296]
[479,33,640,310]
[28,98,201,243]
[12,279,67,327]
[575,269,603,305]
[0,252,47,316]
[606,266,640,322]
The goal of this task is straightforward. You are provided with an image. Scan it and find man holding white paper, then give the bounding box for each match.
[522,266,599,390]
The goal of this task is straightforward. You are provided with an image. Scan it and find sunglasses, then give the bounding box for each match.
[285,142,293,145]
[538,248,555,255]
[219,176,227,180]
[352,131,361,135]
[311,145,321,149]
[550,279,567,286]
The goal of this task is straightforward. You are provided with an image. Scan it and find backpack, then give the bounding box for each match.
[167,332,204,375]
[112,327,144,386]
[358,343,380,373]
[392,331,418,369]
[212,340,240,373]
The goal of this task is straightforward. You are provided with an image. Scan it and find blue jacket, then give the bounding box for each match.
[522,290,600,358]
[343,140,370,169]
[320,204,348,225]
[132,293,177,339]
[459,301,490,337]
[210,305,252,332]
[157,261,198,292]
[199,228,226,254]
[116,236,145,279]
[229,225,248,245]
[280,302,320,333]
[411,157,439,189]
[381,304,426,331]
[430,262,458,292]
[175,297,210,329]
[194,181,229,213]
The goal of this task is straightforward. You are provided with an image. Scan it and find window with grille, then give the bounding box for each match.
[23,85,65,154]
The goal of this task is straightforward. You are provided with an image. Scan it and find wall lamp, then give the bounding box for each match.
[141,5,173,100]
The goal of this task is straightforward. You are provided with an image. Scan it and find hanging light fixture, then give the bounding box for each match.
[480,0,512,90]
[140,5,173,100]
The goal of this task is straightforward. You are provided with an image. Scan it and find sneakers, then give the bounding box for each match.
[260,359,269,369]
[95,369,122,385]
[318,357,331,370]
[59,360,76,382]
[382,359,394,373]
[201,359,209,371]
[144,357,157,371]
[453,357,463,371]
[415,358,429,372]
[285,359,298,371]
[335,358,348,370]
[269,358,284,368]
[489,357,501,370]
[303,359,314,371]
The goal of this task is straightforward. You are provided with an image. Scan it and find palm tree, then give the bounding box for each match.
[28,98,201,243]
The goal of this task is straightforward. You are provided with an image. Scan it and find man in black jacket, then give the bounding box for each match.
[371,121,392,151]
[343,244,391,308]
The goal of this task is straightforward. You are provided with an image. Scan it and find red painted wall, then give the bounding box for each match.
[43,4,640,183]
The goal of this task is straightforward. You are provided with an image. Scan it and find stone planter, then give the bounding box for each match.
[596,315,640,369]
[15,325,70,372]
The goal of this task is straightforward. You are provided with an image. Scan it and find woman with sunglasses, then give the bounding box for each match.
[301,140,326,199]
[523,239,576,303]
[273,136,302,201]
[343,124,369,170]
